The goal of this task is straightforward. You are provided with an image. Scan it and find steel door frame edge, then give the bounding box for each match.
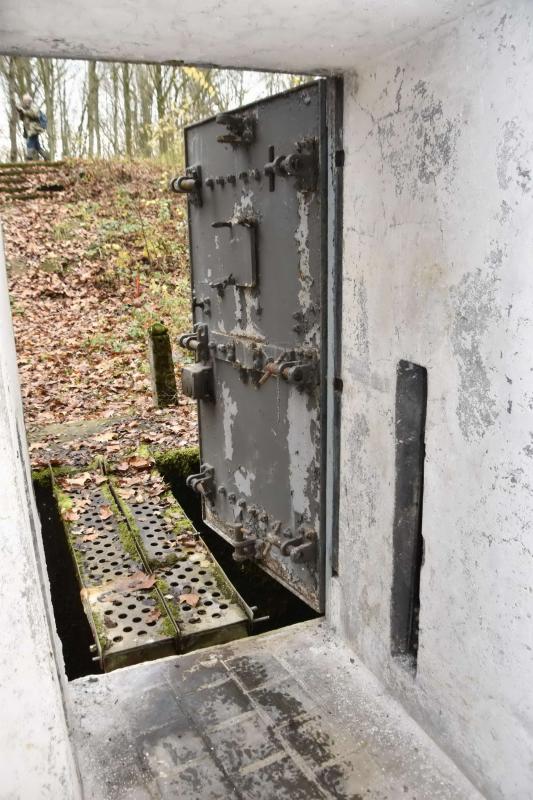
[323,77,344,614]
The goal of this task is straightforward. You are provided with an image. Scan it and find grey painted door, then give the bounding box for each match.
[178,82,326,611]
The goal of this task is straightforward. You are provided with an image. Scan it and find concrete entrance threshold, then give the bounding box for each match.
[70,620,482,799]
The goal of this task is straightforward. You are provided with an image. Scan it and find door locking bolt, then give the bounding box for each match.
[258,357,319,390]
[263,138,318,192]
[170,164,203,206]
[232,525,259,563]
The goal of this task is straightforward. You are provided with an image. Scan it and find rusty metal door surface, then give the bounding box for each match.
[176,82,327,611]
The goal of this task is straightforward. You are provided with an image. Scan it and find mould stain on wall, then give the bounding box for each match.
[377,79,461,198]
[496,119,532,194]
[451,266,500,441]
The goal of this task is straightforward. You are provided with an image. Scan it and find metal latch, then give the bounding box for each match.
[264,138,318,192]
[280,528,317,563]
[231,525,260,563]
[179,323,214,399]
[258,356,319,390]
[186,464,215,501]
[170,164,202,206]
[178,323,210,362]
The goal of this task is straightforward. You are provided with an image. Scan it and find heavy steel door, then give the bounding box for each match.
[175,82,326,611]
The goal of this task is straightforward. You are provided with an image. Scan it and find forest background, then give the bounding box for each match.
[0,56,303,162]
[0,57,304,462]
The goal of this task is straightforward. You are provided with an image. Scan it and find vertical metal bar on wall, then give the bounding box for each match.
[324,77,344,610]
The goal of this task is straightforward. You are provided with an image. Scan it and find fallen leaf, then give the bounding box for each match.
[128,455,151,469]
[63,510,79,522]
[99,504,113,520]
[179,593,200,607]
[65,472,92,487]
[82,531,100,542]
[146,608,161,622]
[103,616,117,628]
[94,430,116,443]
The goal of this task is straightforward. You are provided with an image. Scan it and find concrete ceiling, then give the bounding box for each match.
[0,0,492,72]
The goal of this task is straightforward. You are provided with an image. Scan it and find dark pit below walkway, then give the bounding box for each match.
[69,620,482,800]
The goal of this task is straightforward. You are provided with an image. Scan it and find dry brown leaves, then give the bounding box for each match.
[179,593,200,607]
[1,159,197,448]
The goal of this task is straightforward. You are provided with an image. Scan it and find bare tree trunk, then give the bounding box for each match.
[37,58,57,160]
[111,64,119,154]
[137,66,152,157]
[59,78,70,156]
[122,63,132,158]
[152,64,167,156]
[87,61,99,157]
[4,58,19,161]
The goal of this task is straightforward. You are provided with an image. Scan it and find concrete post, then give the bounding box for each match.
[147,322,178,407]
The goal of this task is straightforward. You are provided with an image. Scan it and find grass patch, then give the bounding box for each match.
[155,578,181,637]
[100,482,150,566]
[153,446,200,481]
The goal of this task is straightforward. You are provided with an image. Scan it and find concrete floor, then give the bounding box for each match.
[69,620,482,800]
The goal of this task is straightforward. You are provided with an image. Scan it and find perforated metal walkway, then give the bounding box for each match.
[56,463,248,670]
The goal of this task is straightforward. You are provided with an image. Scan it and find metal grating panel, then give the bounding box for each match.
[69,487,142,586]
[82,582,177,672]
[127,497,196,568]
[57,461,249,671]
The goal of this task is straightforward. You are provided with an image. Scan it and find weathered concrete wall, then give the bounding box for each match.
[332,3,533,798]
[0,0,489,72]
[0,228,81,799]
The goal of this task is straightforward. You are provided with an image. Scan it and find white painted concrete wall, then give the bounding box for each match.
[0,1,531,798]
[332,3,533,798]
[0,228,81,799]
[0,0,489,73]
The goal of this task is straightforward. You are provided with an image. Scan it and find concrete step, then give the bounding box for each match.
[70,620,483,800]
[0,160,65,171]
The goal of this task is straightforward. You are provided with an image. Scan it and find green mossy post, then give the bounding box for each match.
[148,322,178,408]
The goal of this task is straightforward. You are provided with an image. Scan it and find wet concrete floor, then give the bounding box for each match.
[70,620,482,800]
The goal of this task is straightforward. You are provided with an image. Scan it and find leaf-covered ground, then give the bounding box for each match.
[0,159,198,465]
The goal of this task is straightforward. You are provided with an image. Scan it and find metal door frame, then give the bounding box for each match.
[183,77,343,615]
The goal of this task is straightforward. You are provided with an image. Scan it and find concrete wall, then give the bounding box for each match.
[331,3,533,798]
[0,0,489,73]
[0,228,81,799]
